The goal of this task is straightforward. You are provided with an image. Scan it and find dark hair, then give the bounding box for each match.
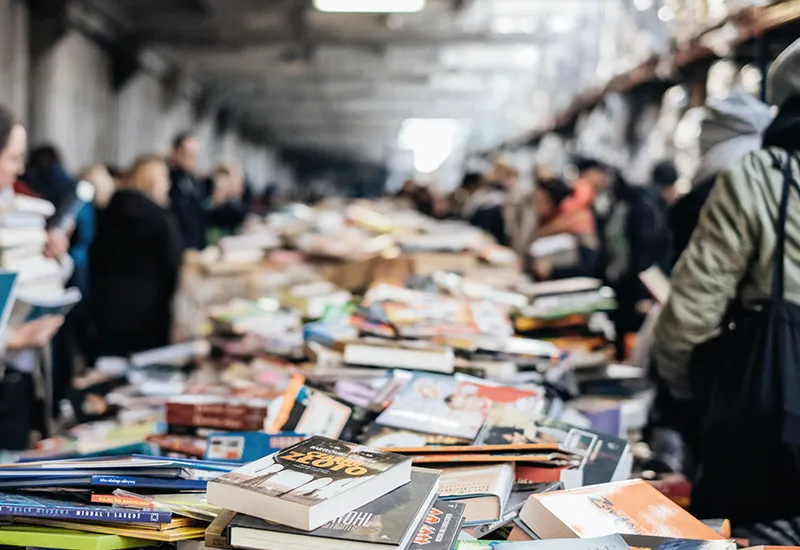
[575,157,607,174]
[0,105,17,152]
[460,172,483,191]
[652,159,679,188]
[539,177,573,208]
[172,131,195,151]
[27,145,62,172]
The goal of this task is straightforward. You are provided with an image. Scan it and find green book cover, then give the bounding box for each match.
[0,525,158,550]
[456,542,498,550]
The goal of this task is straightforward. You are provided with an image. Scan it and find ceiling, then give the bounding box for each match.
[83,0,666,167]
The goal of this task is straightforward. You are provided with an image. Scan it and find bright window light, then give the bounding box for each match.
[314,0,425,13]
[398,118,466,174]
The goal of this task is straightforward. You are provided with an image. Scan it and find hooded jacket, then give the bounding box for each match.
[89,190,182,357]
[668,89,773,267]
[654,44,800,399]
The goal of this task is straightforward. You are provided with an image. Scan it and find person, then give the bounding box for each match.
[168,132,207,250]
[205,163,249,242]
[558,157,612,216]
[529,177,599,280]
[459,172,508,246]
[651,159,680,209]
[653,38,800,530]
[668,89,772,268]
[604,171,670,359]
[79,165,116,212]
[90,155,182,357]
[0,105,65,450]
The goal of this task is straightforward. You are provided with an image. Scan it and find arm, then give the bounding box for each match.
[653,163,758,399]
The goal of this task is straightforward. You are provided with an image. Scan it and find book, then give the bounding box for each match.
[0,492,172,523]
[0,272,17,342]
[438,463,514,526]
[11,285,82,324]
[474,404,632,487]
[472,482,564,538]
[638,266,671,305]
[360,425,471,449]
[90,494,155,509]
[267,375,353,438]
[0,211,46,229]
[225,469,439,550]
[206,509,237,549]
[12,195,56,217]
[90,476,207,491]
[16,518,207,542]
[0,525,157,550]
[0,228,47,248]
[343,339,456,374]
[130,340,210,367]
[207,436,413,531]
[376,373,545,440]
[205,432,307,463]
[517,479,725,540]
[622,535,736,550]
[409,500,465,550]
[493,534,632,550]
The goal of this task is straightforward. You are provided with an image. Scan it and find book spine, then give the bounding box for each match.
[89,494,155,509]
[0,505,171,524]
[90,475,208,491]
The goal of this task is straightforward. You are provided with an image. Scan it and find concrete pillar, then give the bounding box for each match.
[0,0,29,120]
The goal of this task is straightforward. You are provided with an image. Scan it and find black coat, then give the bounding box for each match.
[668,176,715,270]
[169,168,207,250]
[90,190,182,357]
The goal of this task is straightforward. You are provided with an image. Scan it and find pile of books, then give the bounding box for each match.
[0,455,239,547]
[205,436,465,550]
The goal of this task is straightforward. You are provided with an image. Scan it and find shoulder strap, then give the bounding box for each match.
[766,148,800,302]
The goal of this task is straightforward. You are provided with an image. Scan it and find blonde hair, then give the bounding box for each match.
[120,155,169,206]
[78,165,116,209]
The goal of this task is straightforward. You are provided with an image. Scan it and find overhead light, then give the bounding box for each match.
[313,0,425,13]
[633,0,653,11]
[397,118,467,174]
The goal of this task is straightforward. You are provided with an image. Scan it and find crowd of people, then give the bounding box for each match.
[399,38,800,529]
[0,105,266,450]
[0,32,798,532]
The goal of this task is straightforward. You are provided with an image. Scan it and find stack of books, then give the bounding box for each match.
[206,436,465,550]
[0,455,239,544]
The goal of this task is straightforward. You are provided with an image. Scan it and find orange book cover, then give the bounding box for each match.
[90,494,155,509]
[519,479,724,541]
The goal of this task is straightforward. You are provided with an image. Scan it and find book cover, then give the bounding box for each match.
[267,374,352,438]
[0,525,157,550]
[409,500,465,550]
[493,534,632,550]
[475,404,630,486]
[361,425,471,449]
[0,493,171,524]
[519,479,724,541]
[227,469,439,546]
[621,535,736,550]
[90,494,155,509]
[16,518,206,542]
[376,374,543,440]
[210,436,409,507]
[206,510,236,549]
[90,476,207,491]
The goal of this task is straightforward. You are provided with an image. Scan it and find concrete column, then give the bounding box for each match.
[0,0,30,120]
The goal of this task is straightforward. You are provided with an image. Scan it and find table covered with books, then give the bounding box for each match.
[0,200,736,550]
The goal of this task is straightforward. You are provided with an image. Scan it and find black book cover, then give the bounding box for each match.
[226,469,439,546]
[410,500,466,550]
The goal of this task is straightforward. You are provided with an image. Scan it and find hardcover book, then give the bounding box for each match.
[207,436,412,531]
[225,469,439,550]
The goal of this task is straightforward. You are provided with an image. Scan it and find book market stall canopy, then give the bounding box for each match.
[78,0,675,173]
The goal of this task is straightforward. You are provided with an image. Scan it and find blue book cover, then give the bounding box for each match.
[0,493,171,524]
[204,432,306,463]
[90,475,207,491]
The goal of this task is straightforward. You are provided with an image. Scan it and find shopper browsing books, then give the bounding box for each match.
[654,36,800,526]
[0,104,66,450]
[529,177,599,281]
[89,155,182,358]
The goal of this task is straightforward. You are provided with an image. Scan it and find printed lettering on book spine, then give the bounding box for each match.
[411,501,465,550]
[214,436,407,506]
[0,502,170,524]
